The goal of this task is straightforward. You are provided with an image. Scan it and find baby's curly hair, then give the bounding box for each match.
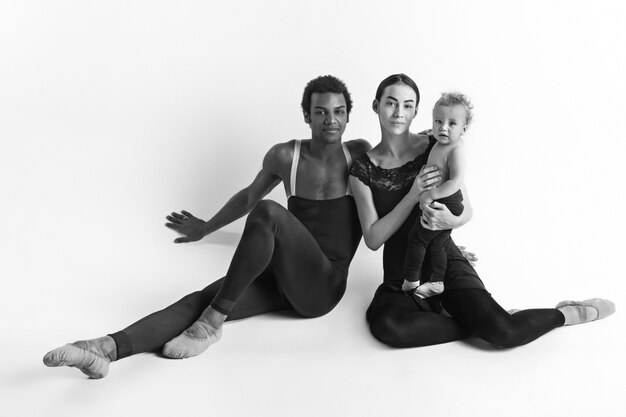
[435,92,474,126]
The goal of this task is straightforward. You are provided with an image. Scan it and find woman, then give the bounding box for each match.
[349,73,615,348]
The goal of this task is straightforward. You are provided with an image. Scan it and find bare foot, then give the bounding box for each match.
[402,279,420,292]
[414,281,444,299]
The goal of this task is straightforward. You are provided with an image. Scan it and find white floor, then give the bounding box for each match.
[2,233,624,417]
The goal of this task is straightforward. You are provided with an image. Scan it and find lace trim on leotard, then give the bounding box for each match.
[348,137,435,191]
[348,153,424,191]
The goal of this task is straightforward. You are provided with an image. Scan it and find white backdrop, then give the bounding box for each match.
[2,1,625,416]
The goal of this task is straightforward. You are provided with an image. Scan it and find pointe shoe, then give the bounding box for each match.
[556,298,616,326]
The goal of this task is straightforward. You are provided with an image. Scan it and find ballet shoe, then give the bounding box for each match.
[556,298,615,326]
[43,341,110,379]
[162,320,222,359]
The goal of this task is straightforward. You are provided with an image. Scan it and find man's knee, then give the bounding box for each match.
[247,200,285,225]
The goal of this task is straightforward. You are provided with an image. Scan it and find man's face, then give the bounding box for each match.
[306,92,349,144]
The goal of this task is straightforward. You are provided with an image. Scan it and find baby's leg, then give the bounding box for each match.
[408,229,449,297]
[415,192,464,298]
[402,217,441,291]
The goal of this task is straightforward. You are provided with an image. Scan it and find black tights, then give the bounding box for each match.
[111,270,290,359]
[111,200,347,359]
[211,200,345,316]
[367,286,565,348]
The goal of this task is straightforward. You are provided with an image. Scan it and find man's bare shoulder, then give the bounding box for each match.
[264,140,295,162]
[262,140,298,174]
[345,139,372,159]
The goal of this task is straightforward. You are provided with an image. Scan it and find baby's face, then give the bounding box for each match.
[432,104,467,145]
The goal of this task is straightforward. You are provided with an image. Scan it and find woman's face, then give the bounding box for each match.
[374,83,418,135]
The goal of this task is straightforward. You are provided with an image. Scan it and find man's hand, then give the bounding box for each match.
[165,210,206,243]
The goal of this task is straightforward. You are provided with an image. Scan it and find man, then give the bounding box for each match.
[43,75,372,379]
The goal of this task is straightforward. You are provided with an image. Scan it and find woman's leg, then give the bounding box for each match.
[442,288,565,348]
[366,284,470,348]
[163,200,344,358]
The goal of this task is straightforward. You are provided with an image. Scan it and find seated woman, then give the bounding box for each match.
[349,73,615,348]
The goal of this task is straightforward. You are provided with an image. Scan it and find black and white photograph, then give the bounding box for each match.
[2,1,625,416]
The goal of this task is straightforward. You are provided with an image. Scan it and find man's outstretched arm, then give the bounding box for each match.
[166,143,288,243]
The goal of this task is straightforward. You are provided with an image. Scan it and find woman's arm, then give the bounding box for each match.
[421,181,473,230]
[350,165,440,250]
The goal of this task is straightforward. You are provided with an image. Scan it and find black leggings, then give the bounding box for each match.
[367,286,565,348]
[110,200,347,359]
[210,200,346,316]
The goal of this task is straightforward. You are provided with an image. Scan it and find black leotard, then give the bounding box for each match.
[349,137,484,289]
[349,137,564,348]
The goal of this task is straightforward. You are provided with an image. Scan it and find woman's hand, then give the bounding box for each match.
[457,245,478,266]
[420,201,459,231]
[409,165,441,202]
[165,210,206,243]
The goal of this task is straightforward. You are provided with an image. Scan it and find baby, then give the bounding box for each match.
[401,92,473,298]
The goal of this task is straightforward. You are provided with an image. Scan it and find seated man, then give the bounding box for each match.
[43,75,372,378]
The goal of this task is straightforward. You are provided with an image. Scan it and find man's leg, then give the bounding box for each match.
[43,252,291,379]
[163,200,343,358]
[112,270,290,358]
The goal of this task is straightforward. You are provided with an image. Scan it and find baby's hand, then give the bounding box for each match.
[419,193,433,209]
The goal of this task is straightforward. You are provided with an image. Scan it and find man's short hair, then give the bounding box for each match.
[301,75,353,116]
